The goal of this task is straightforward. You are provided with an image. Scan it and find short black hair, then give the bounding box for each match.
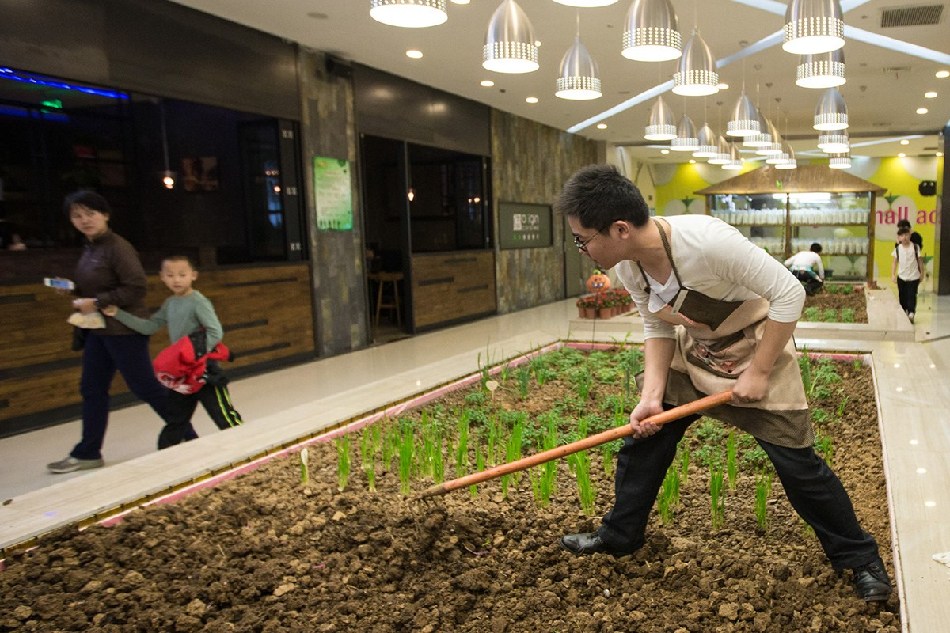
[162,255,196,270]
[63,190,112,218]
[897,227,910,236]
[810,242,822,254]
[896,219,911,230]
[555,164,650,231]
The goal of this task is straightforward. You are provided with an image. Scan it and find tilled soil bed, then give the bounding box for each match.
[0,347,897,632]
[802,285,868,323]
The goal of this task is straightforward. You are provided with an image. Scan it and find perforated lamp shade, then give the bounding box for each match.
[483,0,539,74]
[669,115,699,152]
[818,131,849,153]
[556,35,602,100]
[643,96,677,140]
[783,0,845,55]
[692,124,718,158]
[370,0,448,28]
[707,136,732,165]
[796,49,846,89]
[814,87,849,131]
[722,144,744,170]
[743,112,773,148]
[622,0,682,62]
[775,146,797,169]
[726,92,761,137]
[672,31,719,97]
[828,152,851,169]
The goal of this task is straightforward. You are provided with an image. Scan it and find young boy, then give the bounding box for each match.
[103,256,243,448]
[892,227,923,323]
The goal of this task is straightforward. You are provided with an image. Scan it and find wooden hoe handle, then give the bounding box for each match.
[417,390,733,499]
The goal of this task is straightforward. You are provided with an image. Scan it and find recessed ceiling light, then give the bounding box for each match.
[660,149,670,155]
[689,159,696,164]
[406,50,423,60]
[937,70,950,79]
[900,139,910,145]
[450,0,470,4]
[480,80,494,87]
[924,91,937,98]
[526,96,539,104]
[898,152,906,157]
[916,107,928,114]
[717,83,729,90]
[596,123,607,129]
[938,152,944,157]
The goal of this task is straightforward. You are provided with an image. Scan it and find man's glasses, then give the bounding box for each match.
[573,232,599,253]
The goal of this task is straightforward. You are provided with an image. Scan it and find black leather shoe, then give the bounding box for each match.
[852,560,892,602]
[560,532,629,556]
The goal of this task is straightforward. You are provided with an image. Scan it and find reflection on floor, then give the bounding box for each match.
[1,286,949,631]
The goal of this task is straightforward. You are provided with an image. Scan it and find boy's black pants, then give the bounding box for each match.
[158,385,243,449]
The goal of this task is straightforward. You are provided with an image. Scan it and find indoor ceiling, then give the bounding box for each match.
[167,0,948,163]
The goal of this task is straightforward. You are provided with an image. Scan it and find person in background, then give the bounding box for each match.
[554,164,891,603]
[784,242,824,296]
[47,191,186,474]
[896,219,922,251]
[103,255,243,448]
[892,226,923,324]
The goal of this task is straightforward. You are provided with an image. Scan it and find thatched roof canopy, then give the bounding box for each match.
[696,165,886,195]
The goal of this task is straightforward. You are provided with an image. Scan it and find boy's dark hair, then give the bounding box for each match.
[897,227,910,236]
[896,219,911,230]
[162,255,197,269]
[810,242,822,254]
[63,190,112,218]
[555,164,650,231]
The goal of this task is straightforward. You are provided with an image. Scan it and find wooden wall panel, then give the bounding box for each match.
[0,263,314,431]
[411,251,496,330]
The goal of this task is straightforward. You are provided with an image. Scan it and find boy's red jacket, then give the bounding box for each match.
[153,335,231,394]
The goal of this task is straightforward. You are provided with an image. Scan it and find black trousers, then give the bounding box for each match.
[896,277,920,314]
[158,385,243,449]
[597,410,881,570]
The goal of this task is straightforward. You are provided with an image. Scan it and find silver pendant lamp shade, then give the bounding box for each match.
[775,145,797,169]
[743,112,772,148]
[796,49,846,89]
[643,96,677,140]
[813,87,849,131]
[622,0,682,62]
[556,22,602,100]
[783,0,845,55]
[722,144,744,170]
[707,136,732,165]
[726,92,761,137]
[828,152,851,169]
[756,121,784,156]
[692,123,718,158]
[766,141,792,165]
[483,0,539,74]
[670,115,699,152]
[818,131,849,153]
[554,0,619,6]
[370,0,448,28]
[672,30,719,97]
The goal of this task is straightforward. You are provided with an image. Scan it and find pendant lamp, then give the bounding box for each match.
[669,115,699,152]
[818,131,849,153]
[622,0,682,62]
[483,0,539,74]
[828,152,851,169]
[693,123,718,158]
[756,121,784,156]
[370,0,448,28]
[672,30,719,97]
[783,0,845,55]
[726,91,761,137]
[813,87,848,131]
[766,141,791,165]
[775,146,797,169]
[707,136,732,165]
[556,17,602,100]
[743,112,772,148]
[722,144,744,170]
[796,49,846,89]
[644,96,677,140]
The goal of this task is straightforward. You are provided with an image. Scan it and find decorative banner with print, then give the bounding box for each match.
[313,157,353,231]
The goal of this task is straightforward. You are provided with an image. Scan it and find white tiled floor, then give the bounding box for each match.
[1,287,949,632]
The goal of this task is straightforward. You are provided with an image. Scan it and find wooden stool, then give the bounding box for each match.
[369,271,403,328]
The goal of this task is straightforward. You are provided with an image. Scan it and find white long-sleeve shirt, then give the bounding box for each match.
[614,215,805,340]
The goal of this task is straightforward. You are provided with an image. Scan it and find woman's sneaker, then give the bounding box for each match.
[47,456,104,474]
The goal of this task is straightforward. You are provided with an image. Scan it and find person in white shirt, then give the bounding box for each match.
[554,164,891,603]
[891,227,923,323]
[785,243,825,295]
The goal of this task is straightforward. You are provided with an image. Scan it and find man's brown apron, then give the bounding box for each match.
[637,219,812,448]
